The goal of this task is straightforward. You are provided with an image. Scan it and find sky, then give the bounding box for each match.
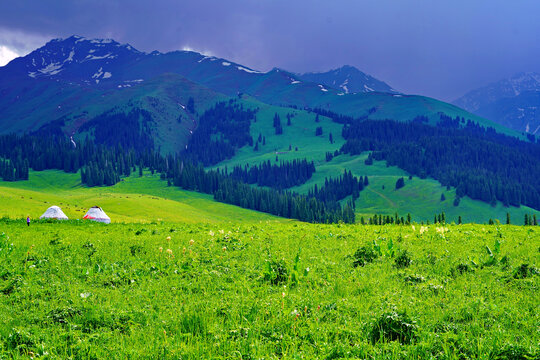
[0,0,539,101]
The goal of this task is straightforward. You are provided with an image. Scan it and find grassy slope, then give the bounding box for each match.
[211,100,539,224]
[0,74,229,154]
[297,153,540,224]
[0,170,281,223]
[0,221,537,358]
[215,97,344,169]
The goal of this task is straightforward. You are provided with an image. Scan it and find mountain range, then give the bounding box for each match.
[1,35,539,221]
[0,35,509,143]
[454,72,540,134]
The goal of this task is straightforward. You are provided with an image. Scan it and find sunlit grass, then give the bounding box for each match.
[0,221,537,358]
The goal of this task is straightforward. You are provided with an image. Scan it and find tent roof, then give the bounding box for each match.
[40,205,69,220]
[83,206,111,224]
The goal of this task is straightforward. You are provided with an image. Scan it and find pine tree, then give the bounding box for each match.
[440,193,446,201]
[187,97,195,113]
[524,214,529,226]
[458,216,462,225]
[506,212,511,225]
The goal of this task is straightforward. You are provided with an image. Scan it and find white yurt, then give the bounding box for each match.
[40,206,69,220]
[82,206,111,224]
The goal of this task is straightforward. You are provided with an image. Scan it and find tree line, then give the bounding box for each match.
[0,131,358,223]
[339,116,540,210]
[228,159,315,190]
[184,100,257,165]
[164,159,356,223]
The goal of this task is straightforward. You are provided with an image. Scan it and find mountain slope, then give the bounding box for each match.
[0,36,517,139]
[2,35,538,220]
[454,72,540,134]
[298,65,398,94]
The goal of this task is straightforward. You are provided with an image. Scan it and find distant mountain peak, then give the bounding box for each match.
[298,65,398,94]
[454,72,540,112]
[9,35,144,83]
[453,72,540,134]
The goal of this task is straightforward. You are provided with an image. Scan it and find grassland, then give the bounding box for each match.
[0,170,280,223]
[212,104,538,224]
[1,165,537,226]
[0,220,537,358]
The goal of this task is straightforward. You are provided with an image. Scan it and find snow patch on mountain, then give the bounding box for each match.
[65,50,75,62]
[318,84,328,92]
[198,56,216,63]
[92,67,103,78]
[236,66,261,74]
[222,62,231,66]
[38,62,64,75]
[84,53,115,61]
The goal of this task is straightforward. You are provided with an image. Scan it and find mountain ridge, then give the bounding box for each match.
[0,35,521,141]
[298,65,398,94]
[454,72,540,134]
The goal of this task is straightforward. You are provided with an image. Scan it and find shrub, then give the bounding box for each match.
[513,264,539,279]
[264,259,288,285]
[130,245,144,256]
[47,307,83,324]
[394,250,412,268]
[455,263,474,275]
[5,327,36,353]
[352,245,378,267]
[370,310,417,344]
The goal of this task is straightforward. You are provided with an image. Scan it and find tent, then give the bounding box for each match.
[40,205,69,220]
[83,206,111,224]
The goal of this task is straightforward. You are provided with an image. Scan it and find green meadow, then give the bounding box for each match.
[0,220,537,358]
[0,170,279,224]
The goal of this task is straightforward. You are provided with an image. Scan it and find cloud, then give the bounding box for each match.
[0,45,19,66]
[0,27,51,58]
[0,1,539,100]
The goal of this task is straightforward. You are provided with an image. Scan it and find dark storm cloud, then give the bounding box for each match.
[1,0,539,100]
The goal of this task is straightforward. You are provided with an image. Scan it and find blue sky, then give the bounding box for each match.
[1,0,539,101]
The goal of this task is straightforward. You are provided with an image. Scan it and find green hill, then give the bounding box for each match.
[0,170,281,223]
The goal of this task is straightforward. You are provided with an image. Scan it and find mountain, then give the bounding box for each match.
[454,72,540,134]
[298,65,398,94]
[1,35,539,220]
[0,35,513,138]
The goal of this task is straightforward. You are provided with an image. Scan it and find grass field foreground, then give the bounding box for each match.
[0,220,537,358]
